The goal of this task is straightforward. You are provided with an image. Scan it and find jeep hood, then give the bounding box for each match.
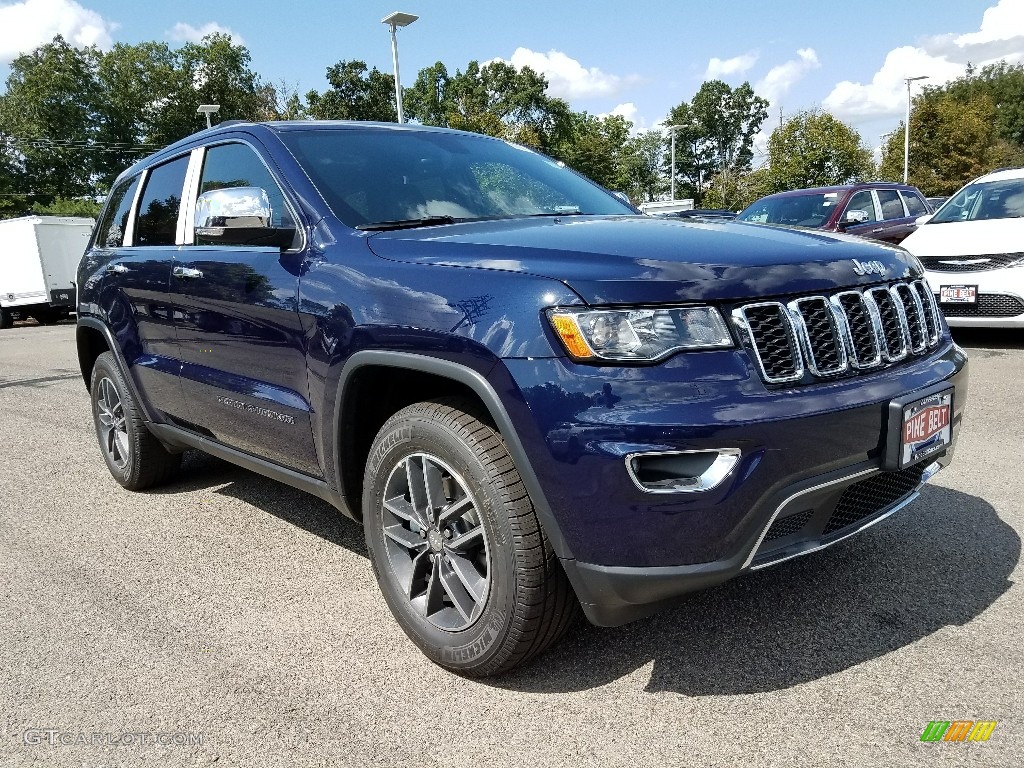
[365,216,922,305]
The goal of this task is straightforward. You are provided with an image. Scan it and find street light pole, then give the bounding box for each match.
[664,124,681,200]
[903,76,928,184]
[381,12,419,124]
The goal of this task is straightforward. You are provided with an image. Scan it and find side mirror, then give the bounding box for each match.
[194,187,295,249]
[915,214,933,225]
[835,208,868,230]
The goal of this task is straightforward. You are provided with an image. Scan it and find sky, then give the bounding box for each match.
[0,0,1022,161]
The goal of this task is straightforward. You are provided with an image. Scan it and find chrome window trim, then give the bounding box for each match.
[189,137,307,254]
[121,170,146,247]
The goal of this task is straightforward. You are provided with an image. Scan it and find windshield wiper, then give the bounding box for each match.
[357,215,459,232]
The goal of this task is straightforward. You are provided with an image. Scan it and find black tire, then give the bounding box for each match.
[0,308,12,329]
[90,351,181,490]
[363,398,579,677]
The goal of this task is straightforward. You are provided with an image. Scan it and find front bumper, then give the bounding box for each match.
[925,268,1024,327]
[497,341,968,626]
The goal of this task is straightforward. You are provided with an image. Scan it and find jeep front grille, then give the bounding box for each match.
[733,279,942,385]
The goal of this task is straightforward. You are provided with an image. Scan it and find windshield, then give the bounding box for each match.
[736,192,839,228]
[930,177,1024,223]
[276,128,635,228]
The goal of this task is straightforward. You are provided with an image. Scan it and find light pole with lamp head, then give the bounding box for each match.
[381,11,418,124]
[903,76,928,183]
[197,104,220,129]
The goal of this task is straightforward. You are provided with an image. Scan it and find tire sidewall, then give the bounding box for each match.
[363,411,517,672]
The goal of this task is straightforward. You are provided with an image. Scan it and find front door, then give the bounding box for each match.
[171,140,320,476]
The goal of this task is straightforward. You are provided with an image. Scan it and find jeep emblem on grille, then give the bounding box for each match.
[852,259,886,276]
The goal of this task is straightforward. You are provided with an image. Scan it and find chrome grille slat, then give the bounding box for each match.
[738,279,943,385]
[732,303,804,384]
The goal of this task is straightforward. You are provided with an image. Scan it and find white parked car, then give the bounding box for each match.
[901,167,1024,328]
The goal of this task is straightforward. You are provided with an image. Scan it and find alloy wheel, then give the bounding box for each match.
[96,376,130,471]
[381,453,491,631]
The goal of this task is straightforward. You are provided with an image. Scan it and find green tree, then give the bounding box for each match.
[146,33,265,146]
[0,36,101,206]
[616,130,666,204]
[405,60,571,150]
[305,60,397,122]
[942,61,1024,147]
[877,92,1023,195]
[30,196,101,218]
[94,41,177,187]
[552,112,630,190]
[763,110,874,192]
[665,80,769,203]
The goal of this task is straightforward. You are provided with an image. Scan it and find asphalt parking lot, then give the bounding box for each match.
[1,321,1021,767]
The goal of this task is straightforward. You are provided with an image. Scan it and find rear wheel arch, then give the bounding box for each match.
[332,351,573,560]
[76,322,111,392]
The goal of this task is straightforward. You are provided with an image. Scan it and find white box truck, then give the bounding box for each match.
[0,215,93,328]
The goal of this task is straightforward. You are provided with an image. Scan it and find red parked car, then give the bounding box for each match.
[736,183,930,244]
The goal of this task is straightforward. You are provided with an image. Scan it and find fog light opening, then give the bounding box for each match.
[627,449,741,494]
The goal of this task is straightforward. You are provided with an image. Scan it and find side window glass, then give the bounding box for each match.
[876,189,906,220]
[135,155,190,246]
[901,191,928,217]
[198,143,295,231]
[95,175,140,248]
[844,190,877,223]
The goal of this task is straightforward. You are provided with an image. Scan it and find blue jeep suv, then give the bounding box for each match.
[77,121,968,676]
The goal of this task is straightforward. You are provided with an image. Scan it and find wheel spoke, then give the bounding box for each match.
[437,495,473,527]
[383,495,428,531]
[421,458,445,523]
[448,526,483,552]
[383,523,428,552]
[113,429,130,464]
[406,549,431,598]
[405,457,429,521]
[423,556,445,616]
[445,551,486,604]
[439,559,476,622]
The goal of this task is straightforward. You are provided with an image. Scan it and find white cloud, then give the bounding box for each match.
[167,21,244,46]
[597,102,649,133]
[756,48,820,107]
[503,47,640,100]
[0,0,115,63]
[705,51,759,79]
[823,0,1024,121]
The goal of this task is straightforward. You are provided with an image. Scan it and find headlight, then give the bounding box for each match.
[547,306,733,362]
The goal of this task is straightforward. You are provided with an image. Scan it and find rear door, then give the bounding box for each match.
[874,188,915,243]
[93,157,190,422]
[170,139,319,476]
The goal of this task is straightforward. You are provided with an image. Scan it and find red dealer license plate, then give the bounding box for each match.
[899,391,952,468]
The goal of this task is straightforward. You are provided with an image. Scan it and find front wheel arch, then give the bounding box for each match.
[333,351,573,560]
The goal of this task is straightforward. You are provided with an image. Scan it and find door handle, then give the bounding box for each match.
[106,263,128,274]
[872,227,884,233]
[172,266,204,279]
